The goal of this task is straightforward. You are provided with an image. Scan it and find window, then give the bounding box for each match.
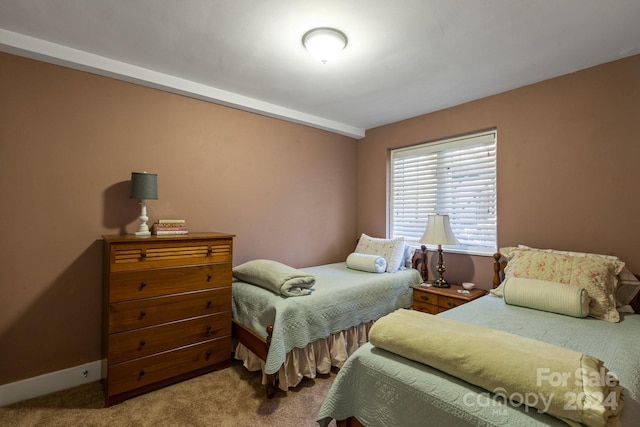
[390,130,497,255]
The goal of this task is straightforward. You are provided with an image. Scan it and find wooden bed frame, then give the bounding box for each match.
[336,252,639,427]
[231,246,429,398]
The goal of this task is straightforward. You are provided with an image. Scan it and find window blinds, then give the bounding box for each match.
[390,131,497,255]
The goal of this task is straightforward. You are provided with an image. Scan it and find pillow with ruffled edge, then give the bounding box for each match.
[498,246,624,322]
[354,233,406,273]
[502,277,590,318]
[513,245,636,309]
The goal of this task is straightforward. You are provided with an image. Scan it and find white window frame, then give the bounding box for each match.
[389,130,497,256]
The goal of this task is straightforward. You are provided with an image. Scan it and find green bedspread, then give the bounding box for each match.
[232,262,421,375]
[318,295,640,427]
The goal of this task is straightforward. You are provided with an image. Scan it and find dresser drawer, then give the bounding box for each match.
[108,312,231,364]
[108,239,233,272]
[107,336,231,396]
[109,287,232,333]
[109,264,231,302]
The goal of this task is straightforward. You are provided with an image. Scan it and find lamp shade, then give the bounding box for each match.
[129,172,158,200]
[419,214,458,246]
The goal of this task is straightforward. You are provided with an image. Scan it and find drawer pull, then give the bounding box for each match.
[447,302,457,308]
[140,252,147,258]
[205,351,212,360]
[420,295,431,302]
[138,370,145,378]
[206,301,212,309]
[205,325,212,335]
[207,274,213,282]
[138,339,146,349]
[139,282,147,290]
[139,310,147,319]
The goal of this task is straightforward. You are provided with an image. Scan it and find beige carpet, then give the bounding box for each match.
[0,360,338,427]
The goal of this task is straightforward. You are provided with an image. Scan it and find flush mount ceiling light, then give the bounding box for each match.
[302,27,348,64]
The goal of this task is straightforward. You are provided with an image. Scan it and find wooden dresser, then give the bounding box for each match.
[413,283,486,314]
[102,232,234,406]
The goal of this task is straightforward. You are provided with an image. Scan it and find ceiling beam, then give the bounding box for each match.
[0,29,365,139]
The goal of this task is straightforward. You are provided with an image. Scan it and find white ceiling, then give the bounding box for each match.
[1,0,639,138]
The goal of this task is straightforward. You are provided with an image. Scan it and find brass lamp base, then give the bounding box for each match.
[433,244,450,287]
[432,278,450,288]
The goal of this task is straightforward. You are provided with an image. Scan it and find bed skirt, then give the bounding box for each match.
[234,320,375,391]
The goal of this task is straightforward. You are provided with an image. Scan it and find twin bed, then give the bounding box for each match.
[230,235,424,397]
[317,247,640,427]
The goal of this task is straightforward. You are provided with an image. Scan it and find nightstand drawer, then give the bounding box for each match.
[108,312,231,364]
[413,301,438,315]
[439,296,463,311]
[109,288,231,333]
[412,284,486,313]
[109,263,232,302]
[107,336,231,396]
[414,291,438,306]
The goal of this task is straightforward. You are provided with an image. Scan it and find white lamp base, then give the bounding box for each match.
[135,200,151,237]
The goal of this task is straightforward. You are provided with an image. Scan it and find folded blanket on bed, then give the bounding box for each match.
[369,309,623,427]
[233,259,315,297]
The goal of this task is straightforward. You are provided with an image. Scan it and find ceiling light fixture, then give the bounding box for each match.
[302,27,348,64]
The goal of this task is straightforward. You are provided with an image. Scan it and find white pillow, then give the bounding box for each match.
[354,233,405,273]
[402,245,417,270]
[346,253,387,273]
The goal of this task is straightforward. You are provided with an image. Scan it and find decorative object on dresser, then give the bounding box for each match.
[152,219,188,235]
[102,232,234,406]
[129,172,158,237]
[418,214,458,287]
[413,283,486,314]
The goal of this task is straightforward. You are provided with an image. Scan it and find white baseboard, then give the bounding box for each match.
[0,360,104,407]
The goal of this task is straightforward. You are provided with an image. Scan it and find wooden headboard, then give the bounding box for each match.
[492,252,507,289]
[412,245,429,282]
[492,252,640,314]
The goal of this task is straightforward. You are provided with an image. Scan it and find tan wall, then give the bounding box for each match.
[357,54,640,288]
[0,52,357,385]
[2,51,639,386]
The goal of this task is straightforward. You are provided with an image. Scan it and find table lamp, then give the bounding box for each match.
[129,172,158,236]
[419,214,458,287]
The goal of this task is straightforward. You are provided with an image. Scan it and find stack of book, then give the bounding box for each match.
[152,219,189,235]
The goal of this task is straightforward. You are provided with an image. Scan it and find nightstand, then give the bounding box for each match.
[413,283,486,314]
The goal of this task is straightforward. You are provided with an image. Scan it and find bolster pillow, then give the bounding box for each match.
[346,252,387,273]
[369,309,622,426]
[502,278,590,318]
